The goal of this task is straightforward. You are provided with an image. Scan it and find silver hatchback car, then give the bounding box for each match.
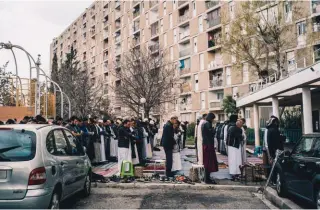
[0,124,92,209]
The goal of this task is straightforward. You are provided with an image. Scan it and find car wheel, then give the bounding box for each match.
[314,189,320,209]
[276,171,286,197]
[82,173,91,197]
[49,190,60,209]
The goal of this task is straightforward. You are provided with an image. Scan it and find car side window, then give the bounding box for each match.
[64,130,84,156]
[292,137,316,158]
[53,129,70,156]
[46,131,56,155]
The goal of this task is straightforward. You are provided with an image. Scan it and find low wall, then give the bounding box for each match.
[0,106,34,122]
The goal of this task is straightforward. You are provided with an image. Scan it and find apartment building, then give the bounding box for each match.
[50,0,320,126]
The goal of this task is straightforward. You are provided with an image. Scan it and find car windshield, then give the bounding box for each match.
[292,137,320,158]
[0,129,36,161]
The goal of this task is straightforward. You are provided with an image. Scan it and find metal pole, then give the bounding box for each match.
[53,85,57,119]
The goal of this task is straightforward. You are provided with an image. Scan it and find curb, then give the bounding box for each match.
[263,187,302,209]
[92,182,259,192]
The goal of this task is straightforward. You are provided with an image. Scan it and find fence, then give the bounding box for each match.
[246,128,302,145]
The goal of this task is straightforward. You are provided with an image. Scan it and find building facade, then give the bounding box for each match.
[50,0,320,126]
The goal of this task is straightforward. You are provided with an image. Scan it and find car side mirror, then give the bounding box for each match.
[284,150,290,157]
[83,146,87,153]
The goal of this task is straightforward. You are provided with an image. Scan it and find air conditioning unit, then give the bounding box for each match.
[203,14,208,20]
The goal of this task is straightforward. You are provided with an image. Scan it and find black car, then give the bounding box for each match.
[275,134,320,208]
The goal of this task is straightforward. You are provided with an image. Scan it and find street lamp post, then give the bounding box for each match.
[140,97,146,119]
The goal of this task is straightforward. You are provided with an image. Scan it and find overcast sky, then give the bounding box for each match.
[0,0,94,78]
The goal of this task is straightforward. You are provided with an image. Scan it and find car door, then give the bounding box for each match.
[63,129,87,191]
[52,129,78,198]
[284,137,316,200]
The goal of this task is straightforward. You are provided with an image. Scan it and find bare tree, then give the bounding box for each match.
[221,1,302,79]
[53,47,111,119]
[110,48,177,117]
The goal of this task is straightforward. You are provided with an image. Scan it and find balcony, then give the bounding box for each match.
[103,31,108,39]
[115,1,121,9]
[179,48,191,57]
[133,5,141,19]
[179,13,189,23]
[149,44,159,53]
[178,0,188,7]
[151,23,159,37]
[180,82,192,93]
[208,17,221,28]
[209,78,223,88]
[104,62,108,72]
[115,47,121,55]
[206,1,219,10]
[209,100,222,109]
[179,27,190,40]
[313,1,320,14]
[133,36,140,46]
[179,68,191,76]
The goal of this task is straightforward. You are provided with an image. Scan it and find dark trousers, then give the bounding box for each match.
[136,142,144,164]
[105,138,110,159]
[205,169,211,182]
[217,138,221,153]
[164,148,173,177]
[183,134,186,149]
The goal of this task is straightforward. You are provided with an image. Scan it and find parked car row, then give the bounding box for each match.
[0,124,92,209]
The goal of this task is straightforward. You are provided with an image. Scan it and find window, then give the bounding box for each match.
[170,47,174,61]
[286,51,295,72]
[292,137,319,158]
[193,37,197,53]
[243,63,249,83]
[218,114,225,122]
[198,16,203,32]
[0,129,36,161]
[54,130,69,156]
[64,130,84,156]
[169,14,173,28]
[200,53,204,71]
[164,33,167,47]
[164,1,167,15]
[193,1,196,17]
[284,1,292,19]
[229,1,235,20]
[226,66,231,85]
[297,21,306,36]
[194,74,199,91]
[174,28,177,43]
[217,92,224,100]
[200,92,206,109]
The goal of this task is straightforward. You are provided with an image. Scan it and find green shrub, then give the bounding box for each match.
[187,122,196,137]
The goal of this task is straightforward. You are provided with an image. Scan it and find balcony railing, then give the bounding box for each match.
[151,25,159,37]
[209,79,223,88]
[208,17,221,28]
[179,48,191,57]
[133,25,140,33]
[179,13,189,23]
[206,1,219,10]
[103,32,108,39]
[149,44,160,53]
[115,48,121,55]
[104,21,108,27]
[179,30,190,40]
[207,60,222,69]
[115,62,121,69]
[178,0,188,7]
[179,68,191,75]
[115,1,121,9]
[208,37,221,48]
[209,101,222,109]
[115,12,121,20]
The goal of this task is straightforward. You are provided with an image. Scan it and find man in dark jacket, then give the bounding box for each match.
[201,113,218,184]
[267,116,281,159]
[161,116,178,177]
